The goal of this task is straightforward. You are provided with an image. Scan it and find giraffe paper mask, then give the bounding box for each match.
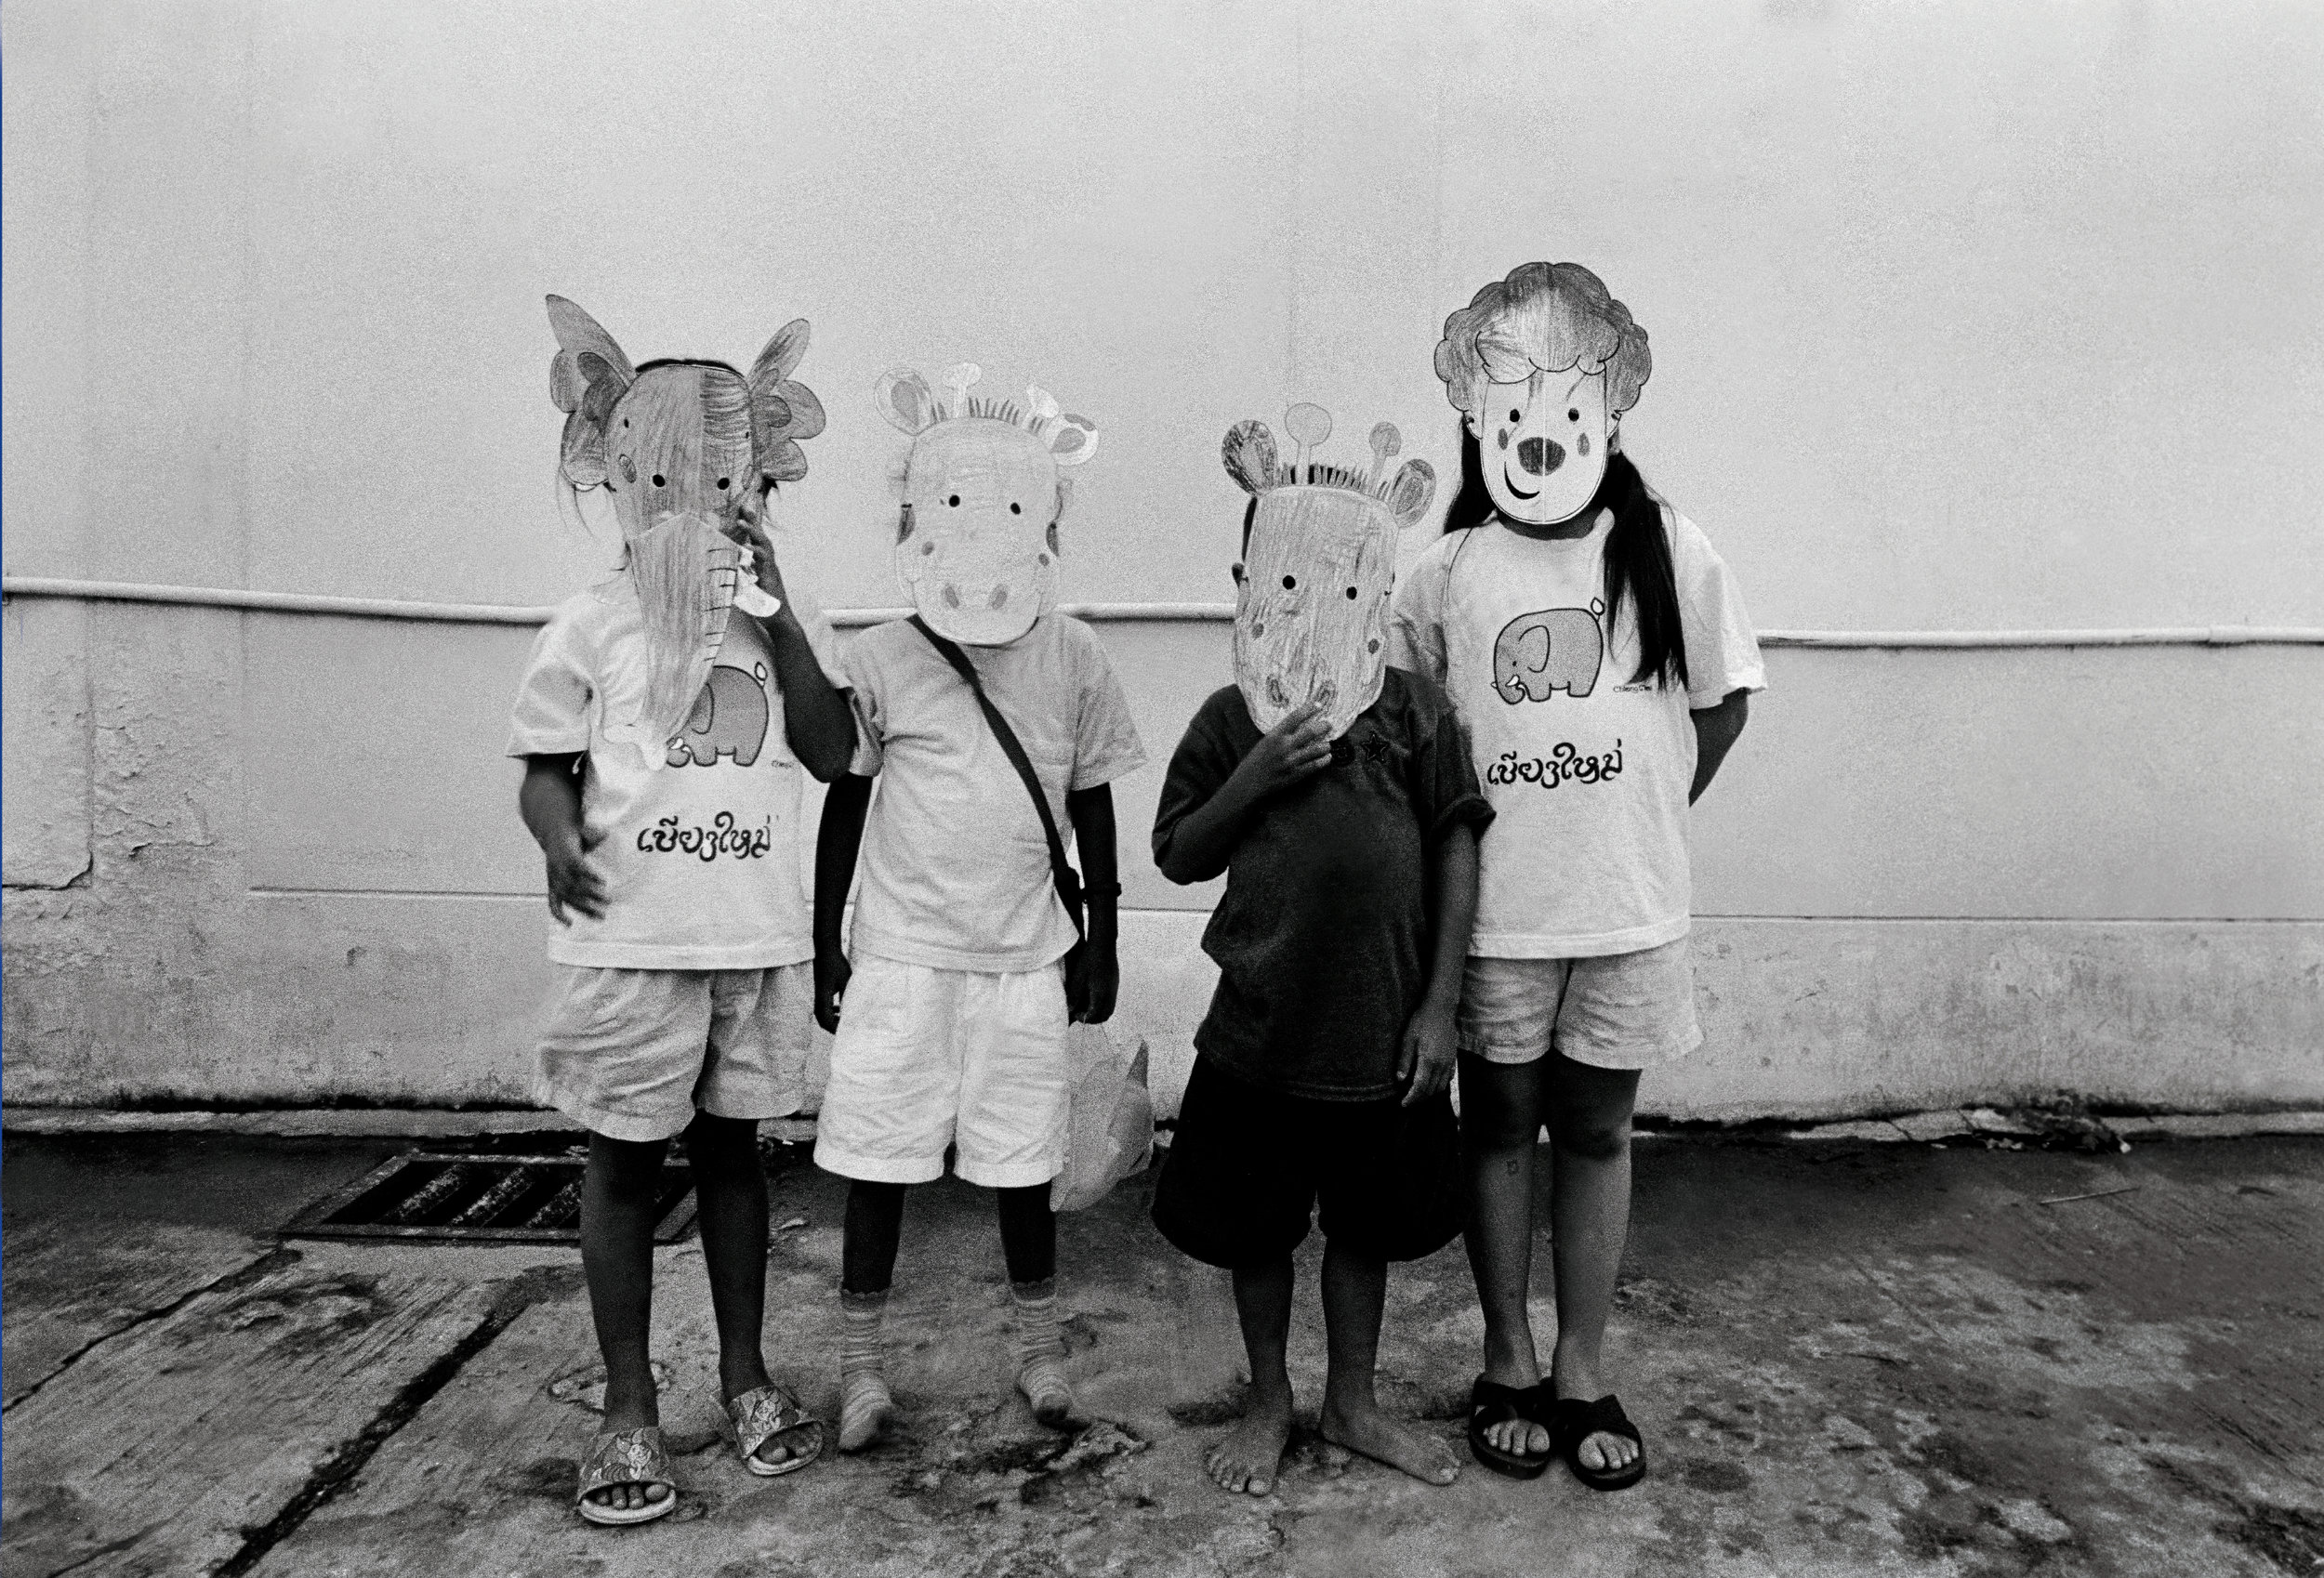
[1222,405,1436,738]
[873,362,1098,647]
[546,296,824,764]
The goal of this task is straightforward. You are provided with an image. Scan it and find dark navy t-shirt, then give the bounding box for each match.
[1153,667,1494,1100]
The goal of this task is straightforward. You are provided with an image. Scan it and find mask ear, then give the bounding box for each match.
[748,319,824,484]
[874,369,940,437]
[1221,420,1277,493]
[547,296,635,489]
[1385,459,1437,529]
[1049,414,1099,467]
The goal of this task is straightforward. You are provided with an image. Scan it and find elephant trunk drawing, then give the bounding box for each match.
[1493,601,1607,704]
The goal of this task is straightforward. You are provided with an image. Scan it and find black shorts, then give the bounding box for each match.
[1150,1055,1464,1269]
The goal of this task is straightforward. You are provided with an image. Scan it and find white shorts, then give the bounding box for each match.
[535,963,815,1143]
[812,953,1070,1189]
[1456,939,1703,1072]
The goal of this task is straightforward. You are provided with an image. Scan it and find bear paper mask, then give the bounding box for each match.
[874,362,1098,647]
[546,296,825,764]
[1223,405,1435,738]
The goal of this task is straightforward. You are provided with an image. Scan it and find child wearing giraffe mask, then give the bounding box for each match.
[1392,262,1765,1491]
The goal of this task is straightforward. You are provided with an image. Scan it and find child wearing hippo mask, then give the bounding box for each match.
[1392,261,1764,1491]
[508,298,856,1524]
[811,364,1144,1451]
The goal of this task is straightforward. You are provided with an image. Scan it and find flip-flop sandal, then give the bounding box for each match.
[726,1382,825,1478]
[1547,1394,1647,1492]
[1466,1375,1552,1479]
[575,1425,679,1525]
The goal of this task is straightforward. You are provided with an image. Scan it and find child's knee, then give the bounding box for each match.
[682,1112,763,1177]
[1460,1101,1543,1155]
[1548,1111,1631,1162]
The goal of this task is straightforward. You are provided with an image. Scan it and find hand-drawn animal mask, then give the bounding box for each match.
[546,296,825,764]
[874,362,1098,647]
[1222,405,1435,739]
[1434,261,1650,528]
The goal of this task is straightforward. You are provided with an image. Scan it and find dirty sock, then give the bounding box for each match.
[838,1289,894,1453]
[1010,1277,1074,1427]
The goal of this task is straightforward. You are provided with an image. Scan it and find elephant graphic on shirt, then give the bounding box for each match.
[666,663,771,768]
[1492,602,1605,704]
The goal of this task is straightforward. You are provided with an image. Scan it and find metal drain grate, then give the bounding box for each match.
[280,1152,696,1244]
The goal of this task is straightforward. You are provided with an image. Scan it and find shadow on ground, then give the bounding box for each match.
[4,1129,2320,1576]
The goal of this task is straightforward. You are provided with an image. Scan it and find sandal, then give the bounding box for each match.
[1466,1375,1552,1479]
[1548,1394,1646,1492]
[574,1425,679,1525]
[726,1383,824,1478]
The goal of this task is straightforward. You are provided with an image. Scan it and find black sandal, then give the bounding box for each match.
[1547,1393,1646,1491]
[1466,1376,1552,1479]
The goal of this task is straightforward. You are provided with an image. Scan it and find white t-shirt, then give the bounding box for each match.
[506,576,843,970]
[843,614,1147,973]
[1393,506,1764,957]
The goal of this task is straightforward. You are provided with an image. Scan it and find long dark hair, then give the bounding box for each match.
[1441,426,1688,690]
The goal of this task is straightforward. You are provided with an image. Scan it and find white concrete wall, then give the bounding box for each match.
[6,0,2322,1116]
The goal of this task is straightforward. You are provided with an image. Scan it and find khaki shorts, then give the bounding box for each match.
[812,953,1069,1190]
[535,962,815,1142]
[1456,939,1703,1072]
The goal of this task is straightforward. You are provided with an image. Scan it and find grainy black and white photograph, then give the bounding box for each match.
[2,2,2319,1574]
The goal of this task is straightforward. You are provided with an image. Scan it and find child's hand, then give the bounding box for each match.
[813,946,852,1034]
[1072,944,1119,1024]
[725,499,791,611]
[1233,702,1334,800]
[1397,1004,1457,1107]
[544,831,608,926]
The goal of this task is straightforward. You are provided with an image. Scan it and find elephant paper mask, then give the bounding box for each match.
[1222,405,1436,739]
[546,296,825,765]
[873,362,1098,647]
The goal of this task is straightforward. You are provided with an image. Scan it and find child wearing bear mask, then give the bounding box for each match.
[1393,262,1763,1490]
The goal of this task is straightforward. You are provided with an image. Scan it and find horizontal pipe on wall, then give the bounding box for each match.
[5,575,2322,647]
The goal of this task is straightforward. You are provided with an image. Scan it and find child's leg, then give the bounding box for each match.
[1458,1050,1554,1460]
[1543,1055,1644,1474]
[1208,1257,1296,1495]
[682,1111,817,1467]
[837,1179,906,1451]
[579,1130,673,1515]
[1315,1243,1459,1485]
[995,1184,1073,1425]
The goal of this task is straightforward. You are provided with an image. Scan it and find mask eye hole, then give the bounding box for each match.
[716,477,730,490]
[1281,574,1297,591]
[1011,502,1022,514]
[1508,408,1522,423]
[948,494,961,507]
[1344,586,1358,599]
[1568,409,1579,423]
[651,473,666,488]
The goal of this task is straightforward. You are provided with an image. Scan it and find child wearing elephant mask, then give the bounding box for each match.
[1391,261,1764,1492]
[507,297,856,1524]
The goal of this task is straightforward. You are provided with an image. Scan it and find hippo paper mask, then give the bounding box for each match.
[1433,261,1651,527]
[874,362,1098,646]
[1222,405,1436,738]
[546,296,825,764]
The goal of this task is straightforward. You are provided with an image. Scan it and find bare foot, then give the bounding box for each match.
[1205,1391,1295,1496]
[1320,1397,1459,1487]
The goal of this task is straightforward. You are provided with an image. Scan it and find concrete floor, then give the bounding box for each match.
[3,1127,2321,1577]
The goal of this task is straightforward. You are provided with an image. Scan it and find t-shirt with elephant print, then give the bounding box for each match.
[507,574,844,969]
[1392,507,1764,957]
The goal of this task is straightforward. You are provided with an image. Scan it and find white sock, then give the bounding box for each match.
[1010,1277,1074,1427]
[838,1289,894,1452]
